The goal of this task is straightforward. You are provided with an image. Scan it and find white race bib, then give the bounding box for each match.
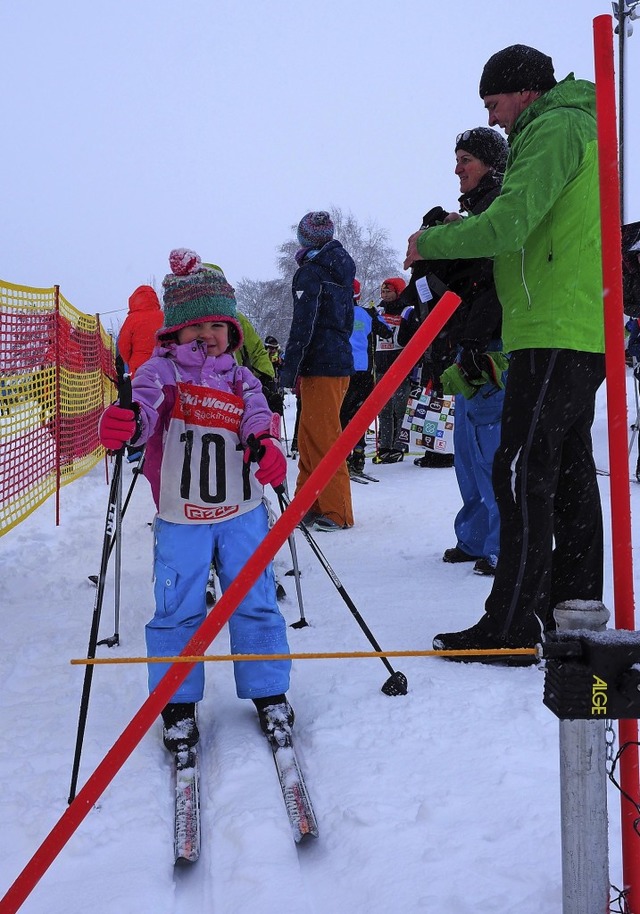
[376,312,403,351]
[158,381,263,524]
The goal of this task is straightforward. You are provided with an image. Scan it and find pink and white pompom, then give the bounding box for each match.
[169,248,202,276]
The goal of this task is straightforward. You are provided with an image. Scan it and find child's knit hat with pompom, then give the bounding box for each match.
[159,248,244,351]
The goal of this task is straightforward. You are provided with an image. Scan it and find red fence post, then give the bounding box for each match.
[593,14,640,912]
[53,286,61,526]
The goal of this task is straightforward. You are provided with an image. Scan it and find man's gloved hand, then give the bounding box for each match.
[244,433,287,487]
[456,349,509,391]
[440,364,477,399]
[258,375,285,415]
[265,386,285,415]
[98,404,139,451]
[458,347,487,383]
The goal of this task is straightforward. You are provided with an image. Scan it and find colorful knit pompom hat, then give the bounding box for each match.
[296,211,334,249]
[159,248,244,351]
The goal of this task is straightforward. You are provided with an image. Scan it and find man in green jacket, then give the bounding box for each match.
[405,45,605,659]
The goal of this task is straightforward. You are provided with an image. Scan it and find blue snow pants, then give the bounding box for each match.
[147,503,291,703]
[452,383,505,560]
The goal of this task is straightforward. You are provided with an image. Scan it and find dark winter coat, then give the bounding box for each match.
[622,223,640,318]
[398,171,503,385]
[280,240,355,387]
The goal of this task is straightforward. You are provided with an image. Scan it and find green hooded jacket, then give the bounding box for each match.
[235,312,275,379]
[416,75,604,354]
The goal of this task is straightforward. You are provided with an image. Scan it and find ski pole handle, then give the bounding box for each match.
[245,433,265,463]
[119,376,132,410]
[116,355,132,411]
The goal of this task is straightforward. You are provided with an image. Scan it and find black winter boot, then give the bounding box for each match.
[161,702,199,751]
[414,452,454,468]
[373,448,404,464]
[254,695,295,741]
[432,615,539,666]
[349,446,365,474]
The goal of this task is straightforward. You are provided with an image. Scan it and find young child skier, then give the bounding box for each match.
[98,249,293,751]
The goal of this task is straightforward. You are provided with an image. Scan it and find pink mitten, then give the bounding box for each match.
[244,435,286,487]
[98,404,138,451]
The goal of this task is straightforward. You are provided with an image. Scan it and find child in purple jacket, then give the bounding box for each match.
[98,249,292,750]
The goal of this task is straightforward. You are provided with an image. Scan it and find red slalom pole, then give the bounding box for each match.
[594,14,640,913]
[1,293,461,913]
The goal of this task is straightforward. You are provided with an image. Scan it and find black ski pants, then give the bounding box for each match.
[340,371,374,452]
[484,348,606,638]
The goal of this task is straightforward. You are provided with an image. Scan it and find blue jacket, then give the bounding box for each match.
[280,240,355,386]
[351,305,372,372]
[351,304,393,373]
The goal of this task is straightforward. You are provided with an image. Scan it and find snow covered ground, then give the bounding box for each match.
[1,383,638,914]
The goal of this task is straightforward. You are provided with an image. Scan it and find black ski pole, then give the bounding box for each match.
[244,434,406,693]
[88,450,146,589]
[281,401,291,457]
[635,372,640,482]
[278,489,407,696]
[95,452,147,646]
[106,445,124,647]
[244,434,306,624]
[68,371,133,803]
[276,486,308,628]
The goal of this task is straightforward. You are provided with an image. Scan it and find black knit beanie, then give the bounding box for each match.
[479,44,557,97]
[455,127,509,172]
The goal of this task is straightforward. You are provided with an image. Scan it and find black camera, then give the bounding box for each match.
[421,206,449,229]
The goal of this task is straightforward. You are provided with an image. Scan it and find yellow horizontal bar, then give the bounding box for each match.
[71,648,539,666]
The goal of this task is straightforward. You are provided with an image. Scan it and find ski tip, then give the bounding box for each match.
[175,851,199,866]
[295,826,319,844]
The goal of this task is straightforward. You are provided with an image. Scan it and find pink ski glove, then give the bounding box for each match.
[98,404,138,451]
[244,435,287,488]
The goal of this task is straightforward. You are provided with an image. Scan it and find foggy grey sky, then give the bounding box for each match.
[1,0,637,332]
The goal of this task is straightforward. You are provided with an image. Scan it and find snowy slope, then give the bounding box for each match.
[1,383,637,914]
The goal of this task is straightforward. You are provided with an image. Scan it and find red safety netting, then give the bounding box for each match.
[0,280,116,534]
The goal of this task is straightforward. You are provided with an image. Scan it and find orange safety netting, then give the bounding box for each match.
[0,280,116,535]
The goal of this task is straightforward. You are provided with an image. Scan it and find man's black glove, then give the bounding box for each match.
[256,374,284,415]
[421,206,448,228]
[457,347,509,390]
[634,363,640,383]
[458,348,487,383]
[264,384,284,415]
